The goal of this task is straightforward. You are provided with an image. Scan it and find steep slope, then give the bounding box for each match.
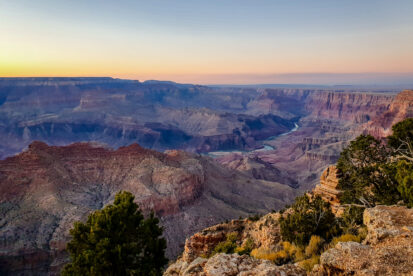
[365,90,413,137]
[165,205,413,276]
[0,142,296,275]
[164,165,413,276]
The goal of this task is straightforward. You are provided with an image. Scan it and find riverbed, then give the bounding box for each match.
[207,123,300,157]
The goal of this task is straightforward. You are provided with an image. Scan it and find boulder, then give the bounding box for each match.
[317,205,413,275]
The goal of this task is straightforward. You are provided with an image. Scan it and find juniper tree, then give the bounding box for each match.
[62,191,167,276]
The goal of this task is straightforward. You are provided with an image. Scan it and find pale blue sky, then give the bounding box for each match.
[1,0,413,84]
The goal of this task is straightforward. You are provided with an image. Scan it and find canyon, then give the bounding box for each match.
[165,167,413,275]
[0,78,412,274]
[0,78,405,194]
[0,141,296,275]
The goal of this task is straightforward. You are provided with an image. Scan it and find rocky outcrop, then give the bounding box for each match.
[164,183,413,276]
[164,253,306,276]
[313,166,342,213]
[317,205,413,275]
[365,90,413,138]
[182,213,282,263]
[0,142,297,275]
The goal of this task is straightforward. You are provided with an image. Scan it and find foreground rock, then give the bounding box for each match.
[164,253,306,276]
[0,142,296,275]
[317,205,413,275]
[165,202,413,275]
[182,213,282,263]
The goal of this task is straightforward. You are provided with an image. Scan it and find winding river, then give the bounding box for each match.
[207,122,300,157]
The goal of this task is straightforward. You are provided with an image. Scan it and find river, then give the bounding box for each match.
[207,122,300,157]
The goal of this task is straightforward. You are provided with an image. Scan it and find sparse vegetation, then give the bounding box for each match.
[297,255,320,272]
[247,214,261,221]
[211,232,238,255]
[305,235,324,257]
[330,234,361,248]
[279,195,340,246]
[234,238,254,255]
[339,205,365,235]
[250,248,284,263]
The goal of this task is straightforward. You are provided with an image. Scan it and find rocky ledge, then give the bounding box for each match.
[164,253,306,276]
[165,199,413,275]
[316,205,413,275]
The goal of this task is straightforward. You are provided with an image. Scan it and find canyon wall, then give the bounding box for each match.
[0,78,400,160]
[365,90,413,137]
[0,142,296,275]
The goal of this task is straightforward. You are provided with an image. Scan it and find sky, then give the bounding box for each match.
[1,0,413,85]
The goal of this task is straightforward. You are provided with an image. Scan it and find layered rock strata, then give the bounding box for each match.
[313,165,342,213]
[365,90,413,137]
[0,142,296,275]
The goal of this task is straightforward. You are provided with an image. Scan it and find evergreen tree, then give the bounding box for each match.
[388,118,413,162]
[62,191,167,276]
[336,135,399,205]
[279,195,339,246]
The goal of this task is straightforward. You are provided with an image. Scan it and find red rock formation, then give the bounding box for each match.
[0,141,296,275]
[365,90,413,137]
[313,165,342,213]
[305,91,394,122]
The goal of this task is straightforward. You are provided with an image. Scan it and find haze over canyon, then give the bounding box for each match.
[0,78,412,274]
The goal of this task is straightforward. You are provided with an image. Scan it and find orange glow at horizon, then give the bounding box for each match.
[1,1,413,84]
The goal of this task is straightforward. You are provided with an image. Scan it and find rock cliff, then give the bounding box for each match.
[365,90,413,137]
[304,91,393,122]
[0,142,296,275]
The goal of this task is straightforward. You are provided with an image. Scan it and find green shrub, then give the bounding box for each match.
[305,235,324,257]
[248,214,261,221]
[282,241,305,262]
[250,246,297,265]
[298,255,320,272]
[395,160,413,207]
[212,232,238,255]
[340,205,365,234]
[330,234,361,248]
[234,238,254,255]
[357,226,368,241]
[279,195,340,246]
